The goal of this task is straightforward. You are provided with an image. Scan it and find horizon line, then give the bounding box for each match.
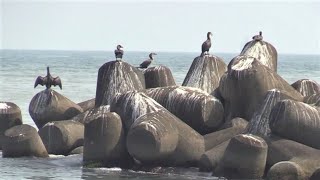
[1,48,320,56]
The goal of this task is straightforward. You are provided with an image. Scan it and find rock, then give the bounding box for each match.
[69,146,83,155]
[143,65,176,88]
[199,139,230,172]
[127,110,205,167]
[240,36,277,72]
[182,55,227,94]
[146,86,224,134]
[38,120,84,155]
[304,93,320,106]
[77,98,95,112]
[95,60,145,106]
[219,55,303,121]
[269,99,320,149]
[266,161,307,180]
[246,89,302,137]
[29,89,83,129]
[0,102,23,150]
[266,135,320,178]
[2,124,48,157]
[291,79,320,97]
[71,105,110,124]
[204,117,247,151]
[214,134,268,179]
[110,91,164,131]
[83,112,131,168]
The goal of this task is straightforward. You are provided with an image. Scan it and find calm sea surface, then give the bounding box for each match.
[0,49,319,179]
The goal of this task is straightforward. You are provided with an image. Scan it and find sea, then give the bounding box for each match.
[0,49,319,179]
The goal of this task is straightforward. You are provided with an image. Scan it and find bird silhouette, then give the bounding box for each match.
[114,45,124,60]
[201,32,213,56]
[34,67,62,89]
[137,53,157,69]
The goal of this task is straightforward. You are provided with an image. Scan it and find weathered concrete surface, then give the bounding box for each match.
[143,65,176,88]
[71,105,110,124]
[39,120,84,155]
[214,134,268,179]
[69,146,83,155]
[266,161,307,180]
[77,98,95,112]
[204,117,247,151]
[83,112,131,168]
[240,37,278,72]
[304,93,320,106]
[266,135,320,178]
[127,110,205,167]
[219,55,303,121]
[95,60,145,106]
[146,86,224,134]
[110,91,163,131]
[111,91,204,167]
[246,89,303,137]
[2,124,48,157]
[29,89,83,128]
[269,99,320,149]
[292,79,320,97]
[182,55,227,94]
[199,139,230,172]
[0,102,23,150]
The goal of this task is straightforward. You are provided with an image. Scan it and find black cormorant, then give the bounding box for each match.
[138,53,157,69]
[252,31,263,41]
[34,66,62,89]
[114,45,124,60]
[201,32,213,56]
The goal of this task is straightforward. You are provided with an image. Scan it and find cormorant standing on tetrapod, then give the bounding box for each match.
[114,45,124,60]
[137,53,157,69]
[252,31,263,41]
[34,66,62,89]
[201,32,213,57]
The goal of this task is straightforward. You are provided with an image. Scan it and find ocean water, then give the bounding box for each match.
[0,49,319,179]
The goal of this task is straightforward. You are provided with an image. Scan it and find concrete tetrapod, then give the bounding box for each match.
[77,98,95,112]
[269,99,320,149]
[0,102,22,149]
[182,55,227,94]
[266,161,307,180]
[304,93,320,106]
[204,117,248,151]
[146,86,224,134]
[83,112,131,168]
[143,65,176,88]
[291,79,320,97]
[266,135,320,178]
[2,124,48,157]
[127,110,205,167]
[29,89,83,129]
[95,60,145,106]
[214,134,268,179]
[219,55,303,121]
[240,34,278,72]
[246,89,303,137]
[39,120,84,155]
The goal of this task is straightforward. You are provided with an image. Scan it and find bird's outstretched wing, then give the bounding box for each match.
[53,76,62,89]
[34,76,47,88]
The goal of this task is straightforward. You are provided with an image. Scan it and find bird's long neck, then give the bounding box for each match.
[207,34,211,40]
[47,67,50,77]
[259,31,262,36]
[149,54,153,60]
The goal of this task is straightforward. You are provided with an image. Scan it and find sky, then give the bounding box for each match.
[1,0,320,54]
